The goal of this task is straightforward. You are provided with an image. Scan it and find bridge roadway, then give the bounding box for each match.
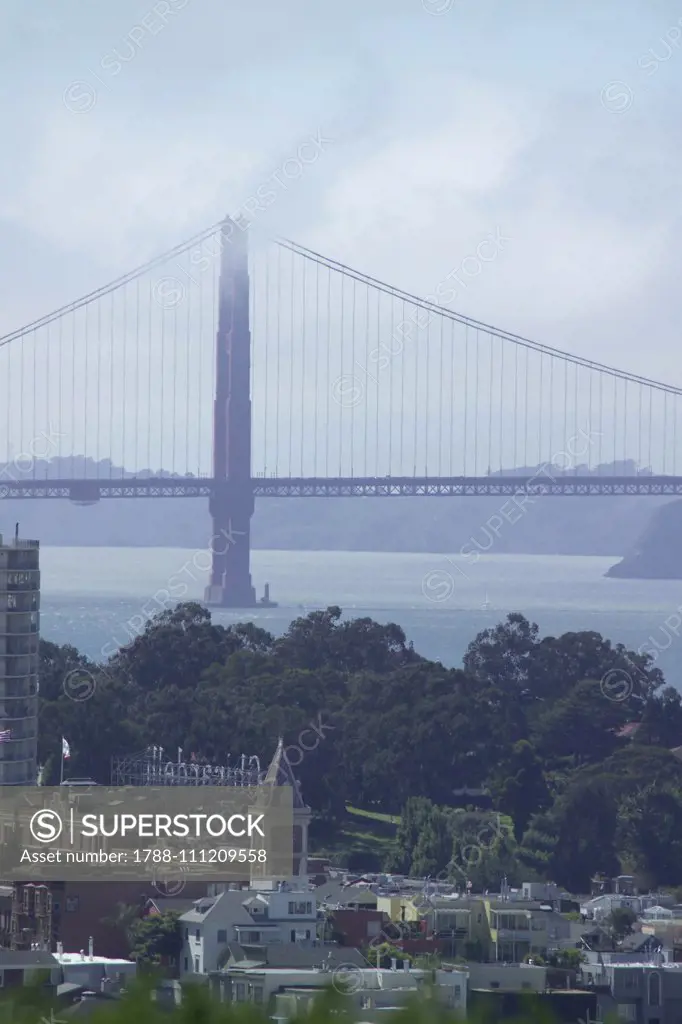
[1,475,682,500]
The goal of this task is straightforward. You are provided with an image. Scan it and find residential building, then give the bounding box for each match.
[484,898,574,962]
[581,959,682,1024]
[179,882,320,979]
[582,893,672,922]
[10,880,210,957]
[0,949,60,989]
[379,891,573,962]
[210,961,465,1018]
[0,530,39,785]
[208,948,367,1006]
[582,936,666,967]
[0,884,12,945]
[323,908,388,949]
[53,942,137,994]
[466,962,548,991]
[591,875,639,897]
[317,881,378,911]
[640,911,682,950]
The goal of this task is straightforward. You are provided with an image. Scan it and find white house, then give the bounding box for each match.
[579,894,666,921]
[179,883,319,979]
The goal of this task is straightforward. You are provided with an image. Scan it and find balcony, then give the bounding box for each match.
[0,613,40,634]
[0,570,40,592]
[0,638,39,657]
[0,655,37,678]
[0,718,37,739]
[0,694,38,714]
[497,928,533,940]
[0,678,37,699]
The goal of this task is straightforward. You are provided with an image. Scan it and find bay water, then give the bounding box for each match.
[38,548,682,689]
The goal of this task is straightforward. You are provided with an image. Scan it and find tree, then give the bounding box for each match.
[549,777,620,892]
[490,740,550,840]
[463,613,539,695]
[410,808,452,877]
[101,903,144,952]
[606,907,637,941]
[128,912,182,965]
[616,785,682,887]
[637,687,682,748]
[548,949,585,969]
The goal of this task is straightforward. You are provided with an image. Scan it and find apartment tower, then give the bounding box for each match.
[0,529,39,784]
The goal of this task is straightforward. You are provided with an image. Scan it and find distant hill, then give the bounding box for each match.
[0,455,668,556]
[606,499,682,578]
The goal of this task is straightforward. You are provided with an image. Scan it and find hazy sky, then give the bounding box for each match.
[1,0,681,471]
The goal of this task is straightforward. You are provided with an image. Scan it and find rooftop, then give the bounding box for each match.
[55,953,135,967]
[0,533,39,549]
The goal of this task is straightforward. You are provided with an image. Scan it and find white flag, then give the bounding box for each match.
[62,737,70,760]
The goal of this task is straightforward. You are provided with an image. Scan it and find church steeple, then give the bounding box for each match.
[263,738,306,809]
[256,738,310,879]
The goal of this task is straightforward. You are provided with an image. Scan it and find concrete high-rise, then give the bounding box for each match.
[0,530,39,784]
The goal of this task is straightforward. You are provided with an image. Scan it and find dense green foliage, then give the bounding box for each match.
[39,604,682,891]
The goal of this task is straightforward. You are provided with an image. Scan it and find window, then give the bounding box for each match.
[253,987,263,1004]
[194,958,199,973]
[184,958,188,971]
[648,973,661,1007]
[288,901,309,915]
[234,983,246,1002]
[184,929,188,939]
[454,986,461,997]
[65,897,79,912]
[305,930,311,940]
[195,929,200,942]
[217,930,227,944]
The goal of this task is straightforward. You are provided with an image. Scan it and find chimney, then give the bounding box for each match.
[88,937,94,960]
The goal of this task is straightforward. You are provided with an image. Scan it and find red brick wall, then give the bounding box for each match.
[52,881,209,959]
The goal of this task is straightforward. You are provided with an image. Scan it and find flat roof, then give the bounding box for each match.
[56,954,135,966]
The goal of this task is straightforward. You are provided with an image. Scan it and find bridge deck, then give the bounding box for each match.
[1,476,681,500]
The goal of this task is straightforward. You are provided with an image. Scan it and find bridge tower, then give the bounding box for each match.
[204,217,258,608]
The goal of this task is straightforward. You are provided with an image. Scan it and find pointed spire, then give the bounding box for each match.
[263,738,305,808]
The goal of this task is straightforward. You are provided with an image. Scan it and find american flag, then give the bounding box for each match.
[0,729,12,743]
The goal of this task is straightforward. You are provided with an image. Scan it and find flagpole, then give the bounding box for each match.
[60,739,65,785]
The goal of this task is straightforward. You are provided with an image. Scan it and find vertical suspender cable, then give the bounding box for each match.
[276,247,282,477]
[289,248,295,477]
[350,278,355,476]
[184,273,189,475]
[463,325,469,478]
[474,330,479,475]
[301,259,307,476]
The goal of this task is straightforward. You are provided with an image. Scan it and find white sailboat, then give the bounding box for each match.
[482,592,490,610]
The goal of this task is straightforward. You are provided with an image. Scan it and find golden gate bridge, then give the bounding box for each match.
[1,216,681,606]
